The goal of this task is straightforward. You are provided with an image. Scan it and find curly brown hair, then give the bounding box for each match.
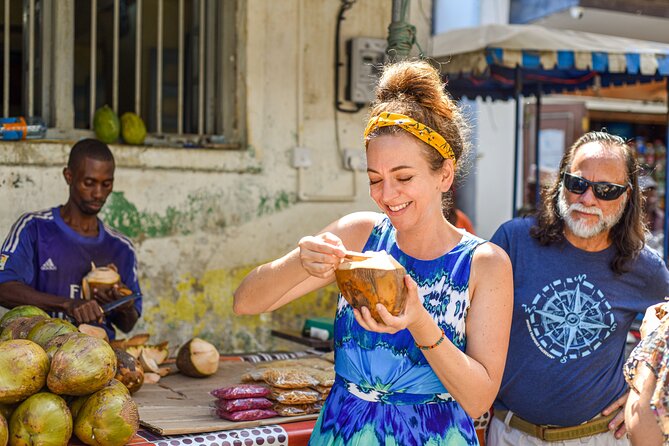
[365,59,471,215]
[530,131,644,274]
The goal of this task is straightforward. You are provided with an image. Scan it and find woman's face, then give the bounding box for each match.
[366,133,451,231]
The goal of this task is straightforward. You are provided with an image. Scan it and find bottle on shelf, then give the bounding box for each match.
[0,116,47,140]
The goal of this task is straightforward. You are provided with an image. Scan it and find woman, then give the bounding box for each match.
[233,60,513,445]
[624,303,669,445]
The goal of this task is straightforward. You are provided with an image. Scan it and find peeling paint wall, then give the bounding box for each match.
[0,0,431,355]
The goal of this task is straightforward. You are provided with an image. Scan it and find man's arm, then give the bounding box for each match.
[0,280,104,324]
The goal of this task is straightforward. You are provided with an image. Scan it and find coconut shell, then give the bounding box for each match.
[73,379,138,446]
[0,340,49,404]
[82,264,121,300]
[0,306,49,330]
[9,392,72,446]
[47,335,117,396]
[113,348,144,394]
[334,251,408,323]
[176,338,220,378]
[27,318,78,348]
[0,316,48,341]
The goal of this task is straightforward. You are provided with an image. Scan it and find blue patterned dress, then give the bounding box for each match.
[309,216,485,446]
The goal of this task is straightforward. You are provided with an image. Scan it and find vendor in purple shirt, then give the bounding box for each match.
[0,138,141,339]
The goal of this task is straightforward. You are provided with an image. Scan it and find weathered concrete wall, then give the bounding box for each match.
[0,1,431,355]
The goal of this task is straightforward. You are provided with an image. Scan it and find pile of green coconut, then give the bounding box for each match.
[0,305,139,446]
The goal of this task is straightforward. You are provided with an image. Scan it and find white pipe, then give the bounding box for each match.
[295,0,356,202]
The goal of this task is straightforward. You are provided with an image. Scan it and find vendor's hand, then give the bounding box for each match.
[66,299,104,325]
[92,283,134,312]
[602,391,628,439]
[298,232,346,279]
[640,302,668,339]
[353,275,429,334]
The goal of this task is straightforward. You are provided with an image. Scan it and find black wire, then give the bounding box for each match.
[335,0,365,114]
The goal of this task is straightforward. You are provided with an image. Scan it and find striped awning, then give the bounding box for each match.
[431,24,669,100]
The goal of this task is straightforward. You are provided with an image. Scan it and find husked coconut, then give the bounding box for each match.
[81,263,131,300]
[176,338,220,378]
[47,335,116,396]
[78,324,109,342]
[9,392,72,446]
[0,306,49,330]
[113,348,144,394]
[335,251,408,323]
[74,379,138,446]
[0,340,49,404]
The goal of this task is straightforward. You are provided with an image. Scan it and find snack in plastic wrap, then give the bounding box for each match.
[262,367,320,389]
[215,408,278,421]
[210,383,270,400]
[312,384,332,395]
[273,402,323,417]
[215,397,273,412]
[241,369,265,382]
[270,387,320,405]
[258,357,335,372]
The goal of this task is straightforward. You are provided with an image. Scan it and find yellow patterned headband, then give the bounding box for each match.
[364,112,456,165]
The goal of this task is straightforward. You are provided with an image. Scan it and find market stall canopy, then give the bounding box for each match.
[431,23,669,100]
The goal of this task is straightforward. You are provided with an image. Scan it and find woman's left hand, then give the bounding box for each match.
[353,274,430,334]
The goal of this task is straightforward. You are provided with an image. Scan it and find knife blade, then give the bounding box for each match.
[101,293,141,314]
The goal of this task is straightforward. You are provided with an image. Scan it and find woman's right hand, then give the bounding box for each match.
[298,232,347,279]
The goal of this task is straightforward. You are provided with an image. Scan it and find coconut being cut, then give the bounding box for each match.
[81,262,132,300]
[335,250,408,324]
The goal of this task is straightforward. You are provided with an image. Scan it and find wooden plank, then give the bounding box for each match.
[133,360,319,435]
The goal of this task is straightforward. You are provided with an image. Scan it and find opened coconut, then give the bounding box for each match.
[27,318,78,348]
[0,316,48,341]
[335,250,408,323]
[113,348,144,394]
[176,338,220,378]
[9,392,72,446]
[81,263,125,300]
[47,334,116,396]
[0,306,49,330]
[73,379,138,446]
[0,339,49,404]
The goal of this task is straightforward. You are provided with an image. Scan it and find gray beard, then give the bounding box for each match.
[557,188,627,239]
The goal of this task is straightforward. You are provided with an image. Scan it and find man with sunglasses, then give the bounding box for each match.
[488,131,669,446]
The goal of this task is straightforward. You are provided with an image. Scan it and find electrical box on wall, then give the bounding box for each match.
[346,37,387,104]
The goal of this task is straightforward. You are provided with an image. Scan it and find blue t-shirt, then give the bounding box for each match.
[491,216,669,426]
[0,207,142,339]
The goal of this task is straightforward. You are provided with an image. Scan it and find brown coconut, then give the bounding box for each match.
[176,338,220,378]
[0,316,48,341]
[0,306,49,330]
[113,348,144,394]
[0,339,49,404]
[47,334,116,396]
[335,251,408,323]
[73,379,138,446]
[9,392,72,446]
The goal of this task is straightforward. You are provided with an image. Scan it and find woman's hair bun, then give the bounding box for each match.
[374,60,444,108]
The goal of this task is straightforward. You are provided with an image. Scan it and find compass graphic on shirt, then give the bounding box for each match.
[524,275,616,363]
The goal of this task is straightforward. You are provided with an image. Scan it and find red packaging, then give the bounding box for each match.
[215,408,278,421]
[211,384,271,400]
[215,397,273,412]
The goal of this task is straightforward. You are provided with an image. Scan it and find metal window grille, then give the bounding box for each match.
[1,0,241,143]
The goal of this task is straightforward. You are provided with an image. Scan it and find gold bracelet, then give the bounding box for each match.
[414,328,446,351]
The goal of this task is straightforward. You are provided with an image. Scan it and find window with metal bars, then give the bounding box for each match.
[1,0,243,146]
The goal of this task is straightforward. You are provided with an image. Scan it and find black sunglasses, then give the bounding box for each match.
[562,173,628,201]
